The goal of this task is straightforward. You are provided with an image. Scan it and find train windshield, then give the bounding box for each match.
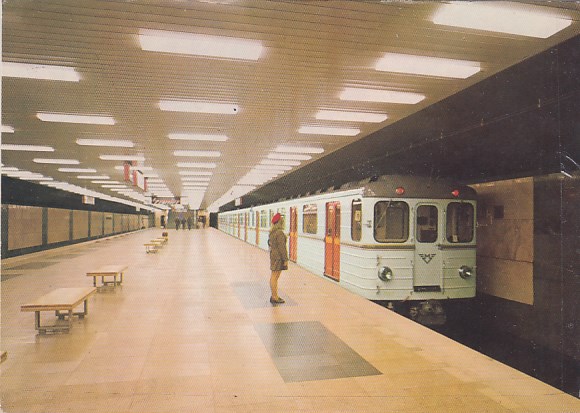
[446,202,474,243]
[416,205,438,243]
[374,201,409,242]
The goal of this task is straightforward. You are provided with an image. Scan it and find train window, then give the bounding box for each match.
[260,210,267,228]
[374,201,409,242]
[303,204,317,234]
[416,205,438,243]
[446,203,474,243]
[351,200,362,241]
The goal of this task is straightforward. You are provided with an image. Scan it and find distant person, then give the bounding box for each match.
[181,217,187,230]
[187,216,193,230]
[160,215,166,229]
[268,213,288,304]
[175,217,180,230]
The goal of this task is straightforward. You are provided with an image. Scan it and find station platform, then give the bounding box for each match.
[1,228,578,413]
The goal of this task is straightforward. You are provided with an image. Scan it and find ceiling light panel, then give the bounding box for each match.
[159,100,239,114]
[375,53,480,78]
[298,126,360,136]
[177,163,217,168]
[37,112,115,125]
[99,155,146,161]
[173,150,221,157]
[58,168,96,172]
[432,3,572,38]
[316,110,388,123]
[33,158,80,164]
[260,159,301,167]
[77,139,134,147]
[2,62,81,82]
[1,125,15,133]
[168,133,229,141]
[267,153,312,161]
[1,144,54,152]
[139,29,263,60]
[179,171,214,176]
[340,88,425,104]
[274,145,324,154]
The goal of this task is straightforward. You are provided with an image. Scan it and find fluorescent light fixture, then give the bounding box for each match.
[114,165,154,172]
[274,145,324,154]
[159,100,239,114]
[2,62,81,82]
[147,178,164,183]
[1,167,19,172]
[173,150,221,157]
[260,159,300,167]
[99,155,145,161]
[23,177,54,181]
[76,175,109,179]
[33,158,80,165]
[181,177,211,181]
[179,171,213,176]
[432,3,572,38]
[254,164,292,171]
[183,183,209,187]
[298,126,360,136]
[168,133,229,141]
[268,153,312,161]
[37,112,115,125]
[340,87,425,104]
[316,110,388,123]
[177,162,217,168]
[102,184,127,188]
[77,138,134,147]
[58,168,98,173]
[375,53,480,79]
[1,125,15,133]
[1,144,54,152]
[92,180,118,184]
[139,28,263,60]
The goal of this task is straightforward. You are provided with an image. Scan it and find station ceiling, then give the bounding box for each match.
[2,1,579,211]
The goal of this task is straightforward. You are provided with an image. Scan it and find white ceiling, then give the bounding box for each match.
[2,1,579,211]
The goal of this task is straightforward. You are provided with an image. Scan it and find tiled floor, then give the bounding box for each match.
[1,228,578,412]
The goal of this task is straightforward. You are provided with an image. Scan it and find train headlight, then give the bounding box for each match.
[378,266,393,282]
[458,265,473,279]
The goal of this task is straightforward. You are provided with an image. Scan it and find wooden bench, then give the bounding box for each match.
[144,242,160,253]
[21,287,96,334]
[86,264,128,288]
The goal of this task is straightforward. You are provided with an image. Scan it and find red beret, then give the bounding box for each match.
[271,213,281,224]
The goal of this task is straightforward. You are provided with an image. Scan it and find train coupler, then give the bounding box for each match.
[409,300,447,326]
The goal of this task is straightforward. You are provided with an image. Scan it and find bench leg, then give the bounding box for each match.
[34,311,40,330]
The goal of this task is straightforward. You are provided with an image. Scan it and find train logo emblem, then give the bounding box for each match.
[419,253,436,264]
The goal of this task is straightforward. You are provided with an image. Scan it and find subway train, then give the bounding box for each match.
[218,175,477,324]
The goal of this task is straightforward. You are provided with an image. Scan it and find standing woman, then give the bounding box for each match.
[268,213,288,304]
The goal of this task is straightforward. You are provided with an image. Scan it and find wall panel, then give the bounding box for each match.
[472,178,534,305]
[47,208,70,244]
[91,212,104,237]
[7,205,43,250]
[73,210,89,240]
[104,213,114,235]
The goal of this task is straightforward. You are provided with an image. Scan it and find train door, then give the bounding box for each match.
[256,211,260,245]
[324,202,341,281]
[289,207,298,261]
[244,212,248,242]
[414,204,442,291]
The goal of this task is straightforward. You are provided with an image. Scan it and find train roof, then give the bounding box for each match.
[341,175,477,200]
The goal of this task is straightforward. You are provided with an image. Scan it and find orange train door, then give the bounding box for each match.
[256,211,260,245]
[324,202,341,281]
[289,207,298,262]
